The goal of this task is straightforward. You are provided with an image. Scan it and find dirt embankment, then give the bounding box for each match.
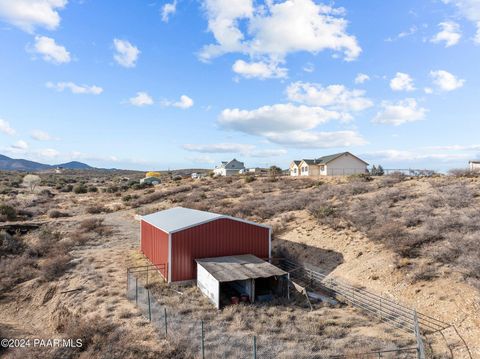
[276,210,479,358]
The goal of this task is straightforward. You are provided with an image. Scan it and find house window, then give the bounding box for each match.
[320,165,325,171]
[293,168,297,173]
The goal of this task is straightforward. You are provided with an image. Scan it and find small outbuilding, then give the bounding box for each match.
[469,160,480,171]
[140,207,271,283]
[196,254,288,309]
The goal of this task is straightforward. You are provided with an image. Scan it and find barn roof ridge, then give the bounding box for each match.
[141,207,271,234]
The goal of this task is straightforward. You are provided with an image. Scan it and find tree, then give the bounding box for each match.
[370,165,377,176]
[269,165,282,181]
[377,165,385,176]
[23,174,41,193]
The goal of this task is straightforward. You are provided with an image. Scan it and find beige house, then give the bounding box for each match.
[469,160,480,171]
[291,152,368,177]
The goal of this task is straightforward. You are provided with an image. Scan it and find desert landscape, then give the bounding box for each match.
[1,169,479,358]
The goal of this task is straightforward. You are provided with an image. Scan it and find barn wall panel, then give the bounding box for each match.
[141,220,169,278]
[171,218,269,282]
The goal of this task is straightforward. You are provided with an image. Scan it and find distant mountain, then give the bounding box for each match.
[0,154,93,171]
[55,161,92,170]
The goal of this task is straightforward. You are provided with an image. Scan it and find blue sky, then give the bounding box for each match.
[0,0,479,171]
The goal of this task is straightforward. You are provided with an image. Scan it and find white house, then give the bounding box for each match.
[213,159,245,176]
[469,160,480,171]
[289,161,302,176]
[291,152,368,177]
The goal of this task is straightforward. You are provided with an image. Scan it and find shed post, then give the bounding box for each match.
[201,320,205,359]
[253,335,257,359]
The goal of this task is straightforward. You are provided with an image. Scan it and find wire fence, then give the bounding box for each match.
[126,263,425,358]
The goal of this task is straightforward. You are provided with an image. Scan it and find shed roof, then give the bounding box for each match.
[196,254,287,282]
[141,207,270,234]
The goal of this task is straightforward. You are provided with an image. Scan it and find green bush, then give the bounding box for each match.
[73,184,88,194]
[0,204,17,221]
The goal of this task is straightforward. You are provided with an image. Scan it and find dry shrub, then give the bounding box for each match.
[0,254,36,292]
[49,210,70,218]
[86,205,109,214]
[41,253,72,281]
[79,218,112,236]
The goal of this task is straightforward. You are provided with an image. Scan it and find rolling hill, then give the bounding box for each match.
[0,154,92,171]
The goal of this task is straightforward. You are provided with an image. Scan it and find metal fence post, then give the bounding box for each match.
[164,307,168,338]
[135,277,138,305]
[147,289,152,322]
[253,335,257,359]
[201,320,205,359]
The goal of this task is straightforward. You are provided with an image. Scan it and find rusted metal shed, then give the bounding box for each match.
[140,207,271,283]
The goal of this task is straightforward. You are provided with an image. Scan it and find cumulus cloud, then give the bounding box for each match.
[162,95,194,109]
[11,140,29,150]
[232,59,287,79]
[0,119,16,136]
[0,0,67,33]
[390,72,415,91]
[442,0,480,44]
[46,81,103,95]
[430,70,465,91]
[200,0,361,76]
[366,148,473,163]
[219,103,341,136]
[373,98,427,126]
[354,73,370,84]
[431,21,462,47]
[286,82,373,114]
[113,39,140,68]
[129,92,154,106]
[32,35,71,64]
[161,0,177,22]
[31,130,57,141]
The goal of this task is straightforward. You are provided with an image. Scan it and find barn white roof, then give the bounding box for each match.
[196,254,287,282]
[141,207,270,234]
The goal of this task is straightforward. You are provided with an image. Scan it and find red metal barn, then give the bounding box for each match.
[140,207,271,282]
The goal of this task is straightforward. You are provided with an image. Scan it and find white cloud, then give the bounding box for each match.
[219,103,341,136]
[37,148,59,158]
[46,81,103,95]
[286,82,373,113]
[424,87,433,94]
[430,70,465,91]
[200,0,361,75]
[113,39,140,68]
[373,98,427,126]
[250,148,287,157]
[32,35,71,64]
[0,0,67,33]
[11,140,29,150]
[386,25,418,42]
[189,155,216,164]
[232,59,287,79]
[31,130,57,141]
[129,92,154,106]
[431,21,462,47]
[161,0,177,22]
[266,130,367,148]
[442,0,480,44]
[0,119,16,136]
[355,73,370,84]
[162,95,194,109]
[390,72,415,91]
[366,149,472,163]
[303,62,315,73]
[183,143,255,153]
[183,143,287,158]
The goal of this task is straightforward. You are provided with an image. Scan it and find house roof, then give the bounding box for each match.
[141,207,270,234]
[291,160,302,166]
[301,152,369,166]
[470,160,480,164]
[196,254,287,282]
